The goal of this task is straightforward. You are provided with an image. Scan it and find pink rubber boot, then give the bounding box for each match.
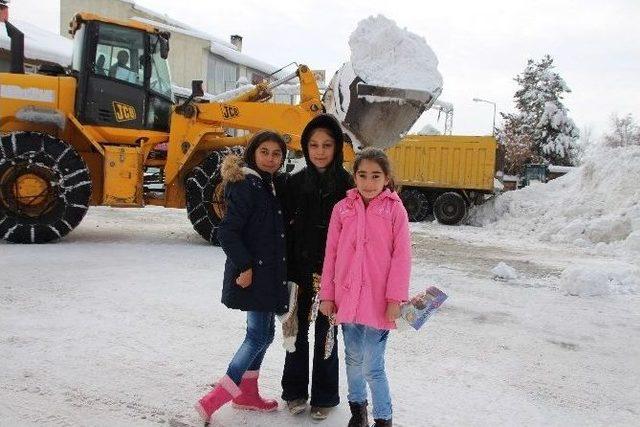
[195,375,241,422]
[232,370,279,412]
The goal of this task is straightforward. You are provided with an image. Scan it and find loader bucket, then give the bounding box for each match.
[323,62,441,150]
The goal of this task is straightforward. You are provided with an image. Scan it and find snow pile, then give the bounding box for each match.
[471,145,640,256]
[349,15,442,94]
[491,262,518,280]
[560,262,640,296]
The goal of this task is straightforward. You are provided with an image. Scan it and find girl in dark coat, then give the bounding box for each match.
[281,114,354,420]
[196,131,289,423]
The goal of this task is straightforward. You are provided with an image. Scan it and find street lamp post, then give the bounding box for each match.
[473,98,497,135]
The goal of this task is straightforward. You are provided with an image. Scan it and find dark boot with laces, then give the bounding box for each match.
[347,400,368,427]
[372,419,392,427]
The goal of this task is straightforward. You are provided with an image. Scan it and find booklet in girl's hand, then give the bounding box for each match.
[399,286,447,330]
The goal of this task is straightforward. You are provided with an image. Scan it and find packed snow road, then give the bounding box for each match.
[1,206,638,426]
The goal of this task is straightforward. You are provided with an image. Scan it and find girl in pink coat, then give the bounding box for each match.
[319,147,411,427]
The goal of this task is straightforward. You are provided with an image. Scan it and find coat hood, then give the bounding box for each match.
[301,114,345,169]
[221,154,262,183]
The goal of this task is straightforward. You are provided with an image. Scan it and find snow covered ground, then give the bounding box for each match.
[2,205,639,426]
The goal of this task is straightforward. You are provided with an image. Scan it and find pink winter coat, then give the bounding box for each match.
[319,188,411,330]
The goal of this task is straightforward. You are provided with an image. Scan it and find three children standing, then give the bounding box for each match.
[197,115,411,427]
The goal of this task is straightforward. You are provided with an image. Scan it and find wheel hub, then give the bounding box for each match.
[13,173,49,206]
[0,164,57,218]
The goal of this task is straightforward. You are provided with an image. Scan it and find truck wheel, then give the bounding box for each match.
[433,192,467,225]
[0,132,91,243]
[400,188,430,222]
[184,146,243,245]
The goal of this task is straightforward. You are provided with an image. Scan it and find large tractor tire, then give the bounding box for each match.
[0,132,91,243]
[433,192,467,225]
[399,188,430,222]
[184,146,244,245]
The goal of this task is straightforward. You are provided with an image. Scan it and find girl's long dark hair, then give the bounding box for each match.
[352,147,396,191]
[244,130,287,171]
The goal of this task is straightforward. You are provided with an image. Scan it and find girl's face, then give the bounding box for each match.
[354,159,389,203]
[307,129,336,170]
[255,140,283,174]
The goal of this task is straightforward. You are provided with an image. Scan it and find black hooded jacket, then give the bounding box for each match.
[286,114,354,283]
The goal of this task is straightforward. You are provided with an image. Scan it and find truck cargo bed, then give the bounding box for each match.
[388,135,497,192]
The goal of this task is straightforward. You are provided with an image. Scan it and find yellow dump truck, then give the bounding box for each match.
[388,135,499,224]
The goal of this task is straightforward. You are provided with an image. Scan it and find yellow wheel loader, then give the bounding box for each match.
[0,10,437,244]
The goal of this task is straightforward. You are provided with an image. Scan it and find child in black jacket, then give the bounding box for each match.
[281,114,354,420]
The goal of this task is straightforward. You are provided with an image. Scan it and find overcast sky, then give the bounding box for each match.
[9,0,640,137]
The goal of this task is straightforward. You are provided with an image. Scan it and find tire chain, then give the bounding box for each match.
[0,132,91,243]
[184,145,244,244]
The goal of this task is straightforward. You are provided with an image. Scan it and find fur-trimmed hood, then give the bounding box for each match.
[221,154,261,183]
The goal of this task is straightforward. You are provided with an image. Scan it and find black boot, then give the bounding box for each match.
[372,419,392,427]
[347,400,369,427]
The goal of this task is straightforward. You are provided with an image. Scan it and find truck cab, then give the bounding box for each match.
[520,163,549,187]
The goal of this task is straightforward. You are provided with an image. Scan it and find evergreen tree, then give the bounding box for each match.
[497,55,580,170]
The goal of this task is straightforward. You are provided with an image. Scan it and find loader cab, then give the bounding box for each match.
[71,15,173,132]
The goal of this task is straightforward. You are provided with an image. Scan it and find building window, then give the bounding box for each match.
[207,55,238,94]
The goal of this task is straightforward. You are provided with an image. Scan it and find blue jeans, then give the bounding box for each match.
[226,311,275,384]
[342,323,392,420]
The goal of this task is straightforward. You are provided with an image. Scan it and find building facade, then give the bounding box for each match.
[60,0,275,94]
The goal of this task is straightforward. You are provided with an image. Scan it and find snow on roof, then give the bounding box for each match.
[0,19,72,66]
[548,165,575,174]
[131,16,280,76]
[130,15,236,50]
[122,0,204,34]
[207,41,279,77]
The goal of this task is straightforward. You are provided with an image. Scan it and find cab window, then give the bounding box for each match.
[94,23,144,86]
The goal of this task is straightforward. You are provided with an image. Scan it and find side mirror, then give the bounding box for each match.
[191,80,204,98]
[159,36,169,59]
[1,5,8,23]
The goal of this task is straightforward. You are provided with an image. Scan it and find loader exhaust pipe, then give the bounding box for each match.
[1,1,24,74]
[5,21,24,74]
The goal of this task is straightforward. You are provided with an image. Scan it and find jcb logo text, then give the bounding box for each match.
[221,105,240,119]
[113,102,137,122]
